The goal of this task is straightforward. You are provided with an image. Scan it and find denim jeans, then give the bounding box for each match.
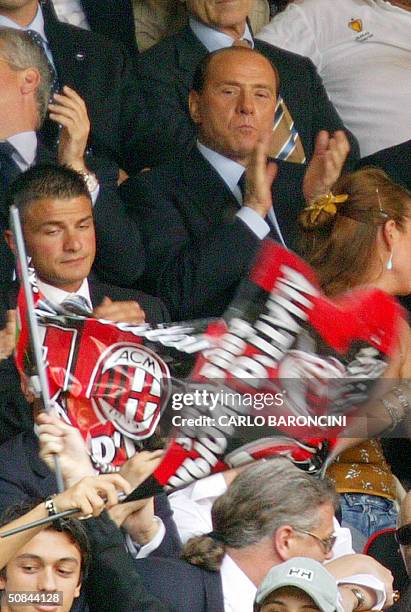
[340,493,398,551]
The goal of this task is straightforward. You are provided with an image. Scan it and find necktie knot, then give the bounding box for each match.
[232,38,251,48]
[61,294,92,316]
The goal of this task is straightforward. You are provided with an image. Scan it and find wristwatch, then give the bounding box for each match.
[350,587,366,611]
[44,495,57,517]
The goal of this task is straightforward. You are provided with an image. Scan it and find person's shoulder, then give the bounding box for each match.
[46,12,129,59]
[137,25,194,69]
[255,38,314,71]
[122,153,191,191]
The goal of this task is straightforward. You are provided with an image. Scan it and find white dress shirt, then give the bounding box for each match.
[36,277,92,308]
[220,554,257,612]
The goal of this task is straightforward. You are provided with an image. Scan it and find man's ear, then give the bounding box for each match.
[74,581,82,599]
[273,525,295,562]
[4,229,16,255]
[20,67,41,96]
[189,90,202,125]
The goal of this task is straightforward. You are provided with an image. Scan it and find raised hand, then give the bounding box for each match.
[49,85,90,173]
[303,130,350,205]
[53,474,131,518]
[37,411,94,488]
[243,132,278,218]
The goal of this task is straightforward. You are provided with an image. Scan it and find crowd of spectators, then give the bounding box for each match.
[0,1,410,610]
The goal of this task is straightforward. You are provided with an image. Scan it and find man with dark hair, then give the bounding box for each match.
[0,163,167,446]
[121,46,350,320]
[5,163,168,324]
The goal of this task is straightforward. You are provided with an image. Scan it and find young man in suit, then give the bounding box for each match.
[135,0,359,168]
[5,163,167,323]
[121,46,350,320]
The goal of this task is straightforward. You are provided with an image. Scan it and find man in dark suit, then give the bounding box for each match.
[0,159,167,445]
[0,0,146,172]
[0,27,144,300]
[135,0,359,168]
[121,46,350,320]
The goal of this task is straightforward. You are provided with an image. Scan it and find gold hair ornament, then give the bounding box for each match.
[304,192,349,224]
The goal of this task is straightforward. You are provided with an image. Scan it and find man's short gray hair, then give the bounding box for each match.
[0,27,52,125]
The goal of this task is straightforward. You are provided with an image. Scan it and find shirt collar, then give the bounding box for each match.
[0,4,47,41]
[37,278,91,307]
[197,141,245,197]
[7,131,37,168]
[189,16,254,52]
[220,554,257,612]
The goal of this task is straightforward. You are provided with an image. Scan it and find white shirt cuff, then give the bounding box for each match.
[337,574,386,610]
[124,517,165,559]
[236,207,270,239]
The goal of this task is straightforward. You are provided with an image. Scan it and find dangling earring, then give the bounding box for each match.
[386,250,393,271]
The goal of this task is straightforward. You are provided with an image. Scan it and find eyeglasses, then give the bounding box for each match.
[293,528,337,554]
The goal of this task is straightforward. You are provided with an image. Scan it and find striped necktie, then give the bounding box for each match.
[61,294,92,316]
[270,96,306,164]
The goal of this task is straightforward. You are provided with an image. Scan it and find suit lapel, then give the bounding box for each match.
[175,26,208,88]
[42,1,89,91]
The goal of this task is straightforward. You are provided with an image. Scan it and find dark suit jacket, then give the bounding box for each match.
[39,0,143,172]
[135,24,359,168]
[121,145,304,320]
[356,139,411,191]
[79,0,137,55]
[84,512,224,612]
[88,275,170,324]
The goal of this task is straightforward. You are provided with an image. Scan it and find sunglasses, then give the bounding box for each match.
[293,528,337,554]
[395,523,411,546]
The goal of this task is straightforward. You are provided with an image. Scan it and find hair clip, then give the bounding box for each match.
[304,192,348,224]
[376,188,389,218]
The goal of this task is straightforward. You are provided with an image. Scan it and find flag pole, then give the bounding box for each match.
[9,205,64,493]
